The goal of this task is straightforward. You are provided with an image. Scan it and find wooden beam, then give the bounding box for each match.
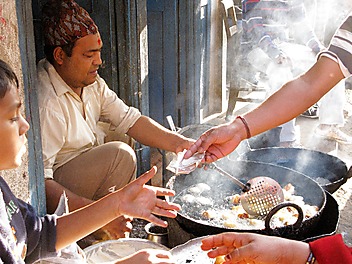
[15,0,46,216]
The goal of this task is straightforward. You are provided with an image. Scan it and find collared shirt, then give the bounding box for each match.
[37,59,141,179]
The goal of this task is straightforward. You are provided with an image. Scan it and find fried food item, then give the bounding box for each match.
[214,255,226,264]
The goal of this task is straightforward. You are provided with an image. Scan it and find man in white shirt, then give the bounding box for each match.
[37,0,193,244]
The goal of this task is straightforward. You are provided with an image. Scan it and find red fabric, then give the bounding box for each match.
[42,0,98,46]
[309,234,352,264]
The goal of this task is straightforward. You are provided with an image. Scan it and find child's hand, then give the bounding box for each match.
[116,166,181,227]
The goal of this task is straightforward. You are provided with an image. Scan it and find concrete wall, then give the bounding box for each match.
[0,0,29,201]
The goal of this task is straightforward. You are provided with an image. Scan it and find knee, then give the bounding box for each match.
[104,141,137,166]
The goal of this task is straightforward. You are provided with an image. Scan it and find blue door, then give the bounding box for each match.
[147,0,178,126]
[147,0,212,128]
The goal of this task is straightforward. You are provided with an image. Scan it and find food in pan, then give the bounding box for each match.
[178,182,318,230]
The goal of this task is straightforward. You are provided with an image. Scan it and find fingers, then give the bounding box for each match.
[201,233,262,264]
[184,139,204,159]
[145,199,180,227]
[153,186,176,197]
[155,198,181,212]
[145,199,181,227]
[201,233,229,251]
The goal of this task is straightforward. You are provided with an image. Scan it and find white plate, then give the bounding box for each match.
[84,238,169,264]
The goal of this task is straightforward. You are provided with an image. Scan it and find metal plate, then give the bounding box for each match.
[84,238,169,264]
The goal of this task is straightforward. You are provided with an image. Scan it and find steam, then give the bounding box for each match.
[223,1,352,141]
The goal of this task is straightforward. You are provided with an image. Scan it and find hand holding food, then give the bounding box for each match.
[201,232,310,264]
[184,121,244,163]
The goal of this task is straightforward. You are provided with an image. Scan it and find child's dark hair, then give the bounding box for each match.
[0,59,19,99]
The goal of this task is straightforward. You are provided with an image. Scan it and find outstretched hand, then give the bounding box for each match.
[184,122,241,163]
[116,166,181,227]
[201,232,310,264]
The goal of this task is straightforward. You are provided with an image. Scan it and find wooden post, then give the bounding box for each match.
[16,0,46,216]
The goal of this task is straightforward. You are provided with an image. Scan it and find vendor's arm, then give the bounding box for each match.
[244,56,343,137]
[185,56,343,162]
[55,167,180,250]
[127,115,195,153]
[99,80,194,153]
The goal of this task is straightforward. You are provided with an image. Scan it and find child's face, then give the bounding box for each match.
[0,84,29,170]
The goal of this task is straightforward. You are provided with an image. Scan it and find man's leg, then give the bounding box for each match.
[53,141,137,200]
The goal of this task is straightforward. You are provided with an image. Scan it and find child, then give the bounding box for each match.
[0,59,178,263]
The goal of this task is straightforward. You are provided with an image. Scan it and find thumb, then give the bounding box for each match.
[135,166,157,185]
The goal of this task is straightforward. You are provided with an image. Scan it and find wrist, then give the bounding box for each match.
[280,239,310,264]
[235,116,251,139]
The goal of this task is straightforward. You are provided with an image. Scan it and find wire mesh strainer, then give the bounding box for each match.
[167,151,284,216]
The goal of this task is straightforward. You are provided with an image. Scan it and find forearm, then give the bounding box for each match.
[243,57,343,137]
[45,179,93,213]
[128,115,193,153]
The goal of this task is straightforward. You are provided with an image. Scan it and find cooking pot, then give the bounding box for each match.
[238,147,352,193]
[170,191,338,263]
[167,160,326,240]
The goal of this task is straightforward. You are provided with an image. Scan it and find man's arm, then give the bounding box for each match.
[127,115,195,154]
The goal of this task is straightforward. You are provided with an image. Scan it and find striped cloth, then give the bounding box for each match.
[320,13,352,77]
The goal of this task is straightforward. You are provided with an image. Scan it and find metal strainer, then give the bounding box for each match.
[207,163,284,216]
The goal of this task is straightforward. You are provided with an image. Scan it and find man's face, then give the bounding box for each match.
[0,85,29,170]
[57,33,103,89]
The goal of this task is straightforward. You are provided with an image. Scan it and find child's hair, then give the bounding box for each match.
[0,59,19,99]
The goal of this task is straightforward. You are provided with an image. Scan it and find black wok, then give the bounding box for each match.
[170,191,338,263]
[166,160,326,240]
[238,147,352,193]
